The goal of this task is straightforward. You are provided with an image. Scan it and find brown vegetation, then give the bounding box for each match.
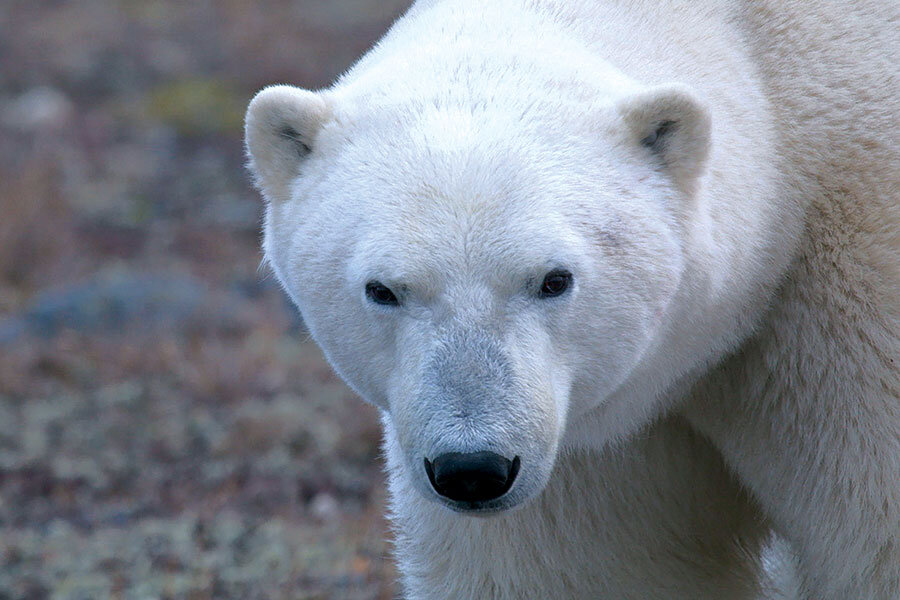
[0,2,412,598]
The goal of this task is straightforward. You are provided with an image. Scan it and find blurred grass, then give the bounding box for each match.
[147,79,246,136]
[0,1,412,598]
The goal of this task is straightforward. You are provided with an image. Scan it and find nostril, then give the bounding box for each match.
[424,451,520,503]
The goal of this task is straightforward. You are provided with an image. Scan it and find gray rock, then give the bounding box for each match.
[0,271,209,342]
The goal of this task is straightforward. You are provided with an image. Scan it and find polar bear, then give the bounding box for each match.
[244,0,900,598]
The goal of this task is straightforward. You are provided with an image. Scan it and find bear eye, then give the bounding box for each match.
[365,281,400,306]
[538,269,573,298]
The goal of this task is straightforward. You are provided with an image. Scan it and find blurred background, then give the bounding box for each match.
[0,1,414,598]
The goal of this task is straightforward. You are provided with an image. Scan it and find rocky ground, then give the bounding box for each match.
[0,2,412,598]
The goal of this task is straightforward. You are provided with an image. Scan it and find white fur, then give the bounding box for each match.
[245,0,900,597]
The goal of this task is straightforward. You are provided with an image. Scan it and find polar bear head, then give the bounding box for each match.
[245,71,715,513]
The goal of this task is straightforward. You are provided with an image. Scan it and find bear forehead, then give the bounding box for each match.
[317,95,627,213]
[298,102,650,284]
[348,190,584,282]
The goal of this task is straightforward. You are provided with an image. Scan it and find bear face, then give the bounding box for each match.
[246,74,713,513]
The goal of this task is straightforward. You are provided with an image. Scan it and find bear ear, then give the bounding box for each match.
[617,84,711,193]
[244,85,331,203]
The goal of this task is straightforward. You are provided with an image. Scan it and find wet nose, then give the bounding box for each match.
[424,451,520,503]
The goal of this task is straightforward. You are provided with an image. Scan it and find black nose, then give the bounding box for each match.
[424,451,520,503]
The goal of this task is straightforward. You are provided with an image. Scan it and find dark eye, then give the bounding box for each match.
[538,269,573,298]
[365,281,400,306]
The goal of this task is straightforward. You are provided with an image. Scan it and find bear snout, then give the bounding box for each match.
[424,451,521,504]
